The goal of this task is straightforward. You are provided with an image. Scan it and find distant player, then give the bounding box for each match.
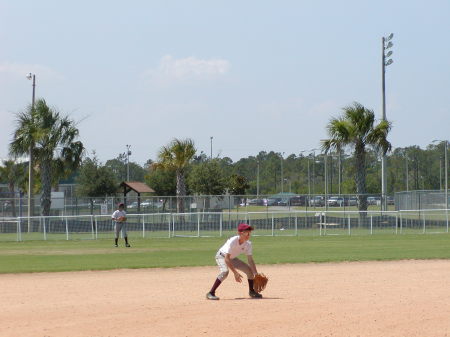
[206,223,262,300]
[111,202,131,247]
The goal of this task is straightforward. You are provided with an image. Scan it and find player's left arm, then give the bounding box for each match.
[247,255,258,276]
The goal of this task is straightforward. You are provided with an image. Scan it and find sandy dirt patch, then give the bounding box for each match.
[1,260,450,337]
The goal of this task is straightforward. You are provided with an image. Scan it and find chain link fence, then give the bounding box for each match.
[1,209,448,242]
[0,193,394,218]
[395,190,449,210]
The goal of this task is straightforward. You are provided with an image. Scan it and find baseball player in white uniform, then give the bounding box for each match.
[111,202,131,247]
[206,223,262,300]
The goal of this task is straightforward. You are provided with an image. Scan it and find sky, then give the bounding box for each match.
[1,0,449,166]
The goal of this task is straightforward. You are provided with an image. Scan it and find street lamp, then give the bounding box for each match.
[284,178,291,193]
[381,33,394,211]
[310,148,319,196]
[433,140,448,210]
[403,150,409,191]
[280,152,285,193]
[256,160,260,197]
[300,150,311,197]
[126,144,131,181]
[210,136,213,160]
[26,73,36,223]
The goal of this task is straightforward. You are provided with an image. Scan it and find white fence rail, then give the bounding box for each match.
[0,209,449,242]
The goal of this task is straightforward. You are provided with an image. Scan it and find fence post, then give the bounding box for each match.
[395,213,398,235]
[271,212,274,237]
[197,212,200,237]
[42,217,47,241]
[446,208,449,233]
[295,212,298,236]
[400,211,403,234]
[168,214,172,238]
[65,217,69,240]
[370,215,373,235]
[422,211,426,234]
[348,214,351,235]
[142,214,145,238]
[220,213,223,237]
[91,215,95,239]
[17,218,22,242]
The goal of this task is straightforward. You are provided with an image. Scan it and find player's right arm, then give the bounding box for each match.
[224,253,242,283]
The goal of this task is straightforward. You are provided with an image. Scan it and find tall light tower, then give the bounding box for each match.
[280,152,285,193]
[381,33,394,211]
[210,136,213,159]
[300,150,311,198]
[26,73,36,223]
[126,144,131,181]
[256,160,260,197]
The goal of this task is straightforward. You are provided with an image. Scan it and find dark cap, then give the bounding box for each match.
[238,223,254,232]
[118,202,125,207]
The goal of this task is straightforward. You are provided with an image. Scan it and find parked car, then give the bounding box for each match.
[248,198,265,206]
[387,196,395,205]
[266,198,281,206]
[346,197,358,206]
[309,196,325,207]
[367,196,381,205]
[277,199,289,206]
[327,196,345,207]
[289,195,307,206]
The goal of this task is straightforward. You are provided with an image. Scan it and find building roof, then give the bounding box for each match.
[120,181,155,193]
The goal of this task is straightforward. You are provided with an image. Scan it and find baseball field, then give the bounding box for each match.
[2,235,450,336]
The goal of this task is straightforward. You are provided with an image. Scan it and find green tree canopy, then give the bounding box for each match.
[75,155,118,198]
[10,99,84,215]
[187,159,227,195]
[322,102,391,210]
[153,138,196,212]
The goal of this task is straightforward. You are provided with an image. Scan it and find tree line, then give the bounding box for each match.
[1,100,447,215]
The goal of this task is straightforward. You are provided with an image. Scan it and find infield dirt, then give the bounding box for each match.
[2,260,450,337]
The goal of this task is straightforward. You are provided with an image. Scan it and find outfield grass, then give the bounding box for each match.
[1,234,450,274]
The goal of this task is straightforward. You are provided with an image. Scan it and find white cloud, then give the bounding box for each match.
[145,55,231,84]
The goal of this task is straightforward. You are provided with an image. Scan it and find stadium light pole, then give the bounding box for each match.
[310,149,319,197]
[433,140,448,210]
[280,152,285,193]
[126,144,131,181]
[210,136,213,159]
[381,33,394,211]
[300,150,311,198]
[26,73,36,224]
[404,150,409,191]
[256,160,260,197]
[324,153,328,210]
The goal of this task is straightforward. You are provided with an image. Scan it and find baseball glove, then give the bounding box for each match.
[117,216,126,222]
[253,273,268,293]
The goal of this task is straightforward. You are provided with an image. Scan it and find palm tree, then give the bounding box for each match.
[10,99,84,216]
[0,160,26,217]
[321,102,391,211]
[153,138,196,213]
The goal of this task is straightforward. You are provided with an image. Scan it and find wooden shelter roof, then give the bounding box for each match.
[120,181,155,194]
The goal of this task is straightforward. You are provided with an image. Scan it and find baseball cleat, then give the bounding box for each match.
[249,290,263,298]
[206,292,219,300]
[125,243,131,247]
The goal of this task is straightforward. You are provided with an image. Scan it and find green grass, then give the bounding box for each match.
[2,234,450,274]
